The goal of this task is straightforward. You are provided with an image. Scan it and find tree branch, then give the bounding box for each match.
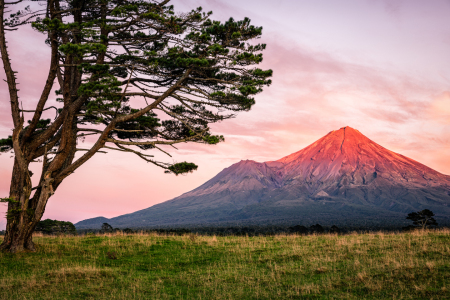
[0,0,21,128]
[20,106,59,119]
[103,145,154,157]
[111,143,170,169]
[106,135,200,146]
[21,0,59,143]
[76,148,107,154]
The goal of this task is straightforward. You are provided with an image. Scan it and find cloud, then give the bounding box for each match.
[367,0,404,19]
[381,0,404,17]
[429,91,450,124]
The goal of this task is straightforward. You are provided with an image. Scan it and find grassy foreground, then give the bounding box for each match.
[1,230,449,299]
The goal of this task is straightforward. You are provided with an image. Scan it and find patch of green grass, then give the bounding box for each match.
[1,230,450,299]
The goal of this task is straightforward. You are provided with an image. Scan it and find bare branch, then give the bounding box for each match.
[20,106,59,120]
[103,145,154,158]
[112,143,170,169]
[112,128,145,133]
[0,0,21,128]
[154,145,172,157]
[77,128,103,133]
[105,135,200,146]
[76,148,107,154]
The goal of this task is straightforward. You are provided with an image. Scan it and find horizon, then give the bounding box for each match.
[1,0,449,230]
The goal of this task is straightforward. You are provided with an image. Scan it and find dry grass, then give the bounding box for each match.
[0,229,449,299]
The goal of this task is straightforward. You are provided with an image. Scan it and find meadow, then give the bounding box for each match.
[0,230,449,299]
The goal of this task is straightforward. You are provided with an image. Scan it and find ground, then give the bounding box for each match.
[0,230,449,299]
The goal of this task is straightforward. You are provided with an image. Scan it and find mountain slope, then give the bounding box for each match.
[76,127,450,229]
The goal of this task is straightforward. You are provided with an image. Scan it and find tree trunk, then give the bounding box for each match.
[1,217,37,253]
[0,160,53,253]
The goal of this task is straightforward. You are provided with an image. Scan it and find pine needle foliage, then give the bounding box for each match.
[406,209,438,229]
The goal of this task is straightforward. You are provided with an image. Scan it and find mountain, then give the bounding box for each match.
[76,127,450,229]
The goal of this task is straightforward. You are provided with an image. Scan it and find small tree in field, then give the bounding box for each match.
[100,223,113,233]
[406,209,438,229]
[0,0,272,252]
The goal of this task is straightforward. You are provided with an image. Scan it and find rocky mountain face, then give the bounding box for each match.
[76,127,450,229]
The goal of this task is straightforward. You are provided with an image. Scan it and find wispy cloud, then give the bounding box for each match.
[429,91,450,124]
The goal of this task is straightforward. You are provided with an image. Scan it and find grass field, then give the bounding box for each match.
[1,230,449,299]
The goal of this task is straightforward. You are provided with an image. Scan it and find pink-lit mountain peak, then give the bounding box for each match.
[275,126,448,187]
[279,126,381,164]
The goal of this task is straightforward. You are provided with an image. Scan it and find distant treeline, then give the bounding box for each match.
[2,225,447,237]
[75,223,448,237]
[2,213,446,237]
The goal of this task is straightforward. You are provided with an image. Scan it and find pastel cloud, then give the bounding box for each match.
[429,92,450,124]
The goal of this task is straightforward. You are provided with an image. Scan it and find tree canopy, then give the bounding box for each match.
[0,0,272,253]
[35,219,77,235]
[406,209,438,229]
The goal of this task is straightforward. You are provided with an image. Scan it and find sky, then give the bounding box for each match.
[1,0,449,230]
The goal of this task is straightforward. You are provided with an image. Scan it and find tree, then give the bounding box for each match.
[0,0,272,252]
[123,228,135,234]
[309,224,324,234]
[406,209,438,229]
[288,225,308,235]
[100,222,113,233]
[329,225,340,234]
[35,219,77,235]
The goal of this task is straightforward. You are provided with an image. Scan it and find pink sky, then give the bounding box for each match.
[1,0,450,229]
